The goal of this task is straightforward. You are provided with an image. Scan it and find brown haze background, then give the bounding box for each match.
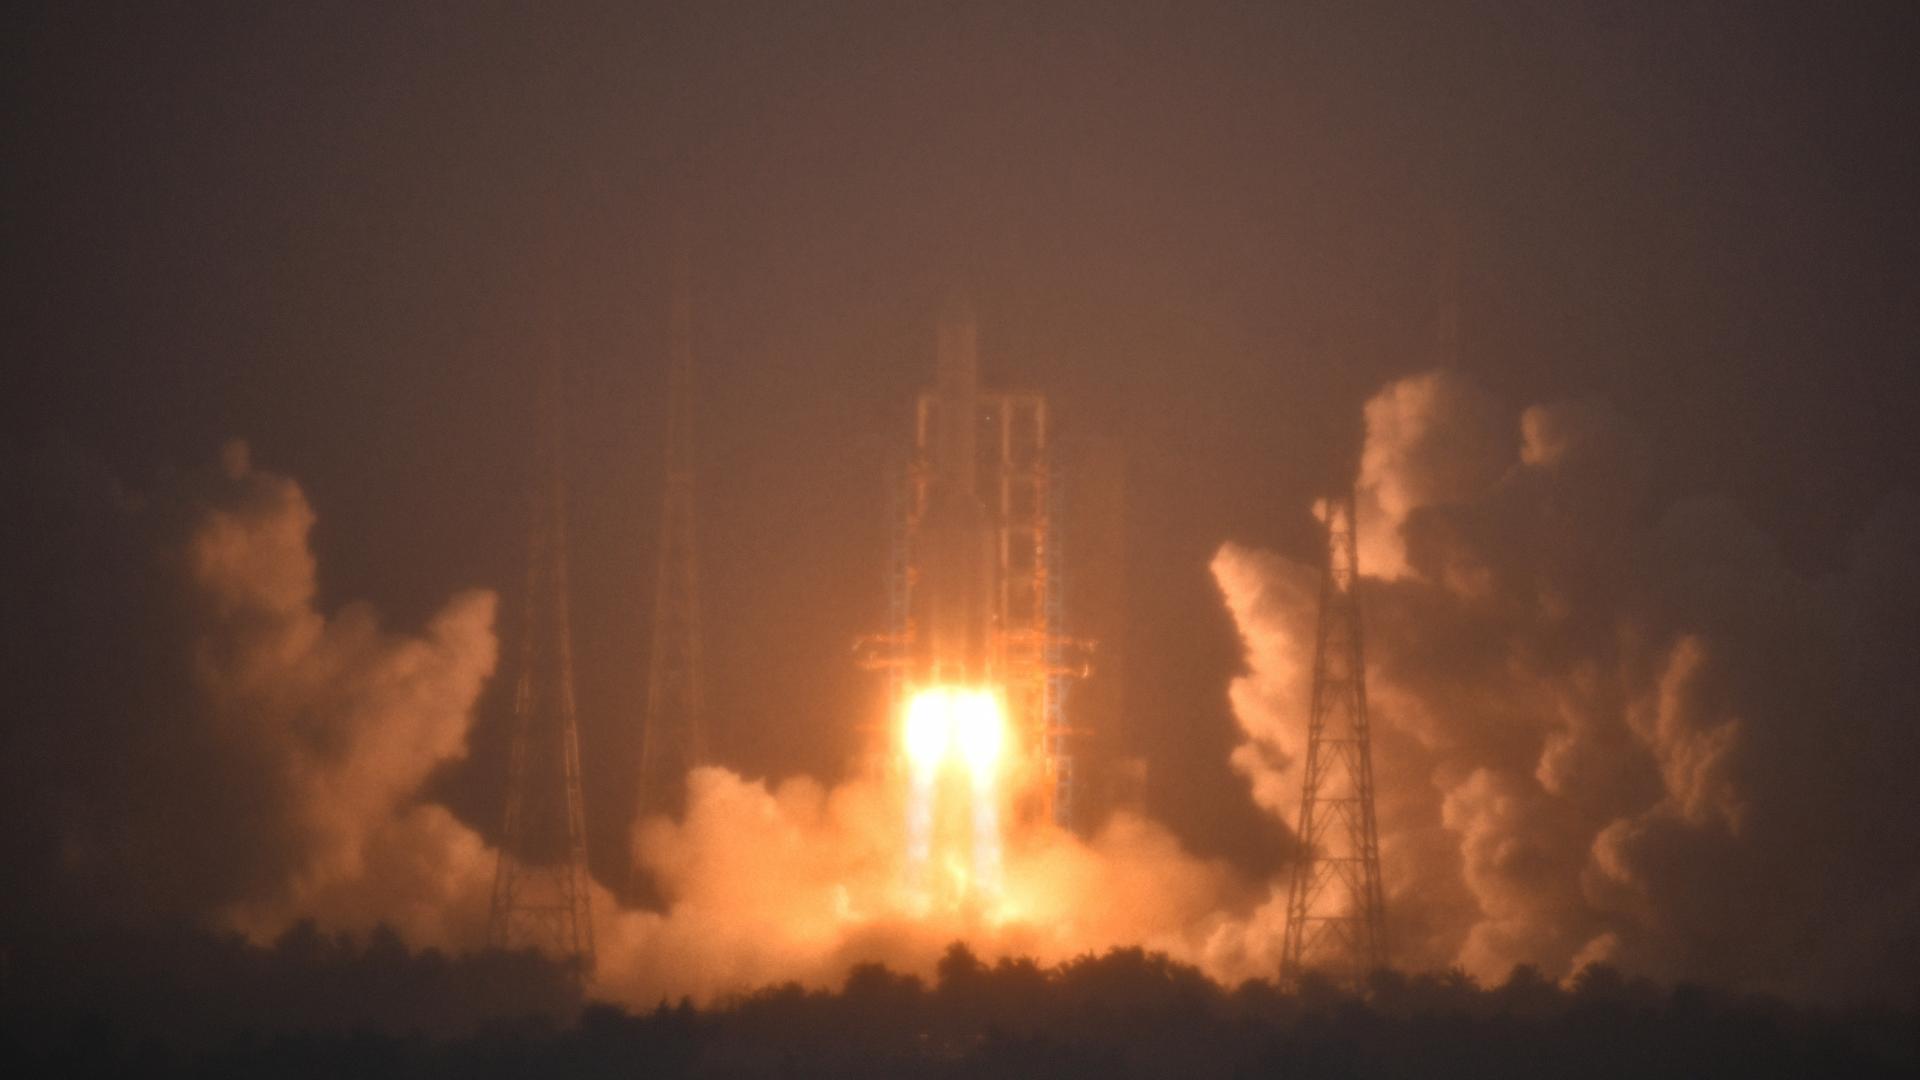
[4,2,1918,1006]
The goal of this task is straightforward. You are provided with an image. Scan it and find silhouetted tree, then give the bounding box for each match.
[1496,962,1564,1017]
[2,935,1913,1078]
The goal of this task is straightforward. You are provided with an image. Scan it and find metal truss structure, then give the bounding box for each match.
[489,369,596,979]
[636,248,706,834]
[1281,487,1387,983]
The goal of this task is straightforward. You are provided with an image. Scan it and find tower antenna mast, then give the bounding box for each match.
[489,360,596,980]
[1281,487,1387,983]
[636,235,706,846]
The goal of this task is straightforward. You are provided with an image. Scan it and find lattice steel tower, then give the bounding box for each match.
[637,247,706,827]
[489,368,595,977]
[1281,487,1387,982]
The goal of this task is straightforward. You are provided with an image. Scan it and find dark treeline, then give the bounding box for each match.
[0,921,579,1062]
[2,925,1913,1078]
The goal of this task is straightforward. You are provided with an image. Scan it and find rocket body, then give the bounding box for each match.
[915,297,996,686]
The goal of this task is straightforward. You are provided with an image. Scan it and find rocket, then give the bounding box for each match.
[914,293,997,686]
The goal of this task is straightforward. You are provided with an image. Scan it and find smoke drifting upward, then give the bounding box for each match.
[1215,371,1920,1003]
[13,403,1913,1007]
[598,766,1288,1004]
[10,440,1270,1002]
[8,442,499,947]
[8,440,1268,1002]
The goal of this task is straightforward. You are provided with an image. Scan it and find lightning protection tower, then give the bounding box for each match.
[1281,487,1387,984]
[636,247,706,829]
[489,365,596,979]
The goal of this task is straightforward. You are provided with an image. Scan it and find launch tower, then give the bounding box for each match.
[489,368,596,978]
[636,247,706,830]
[1281,487,1387,983]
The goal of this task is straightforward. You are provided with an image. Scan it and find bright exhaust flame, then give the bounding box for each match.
[954,691,1005,773]
[901,685,1008,903]
[904,686,1006,774]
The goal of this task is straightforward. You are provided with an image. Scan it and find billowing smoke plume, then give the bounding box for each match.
[8,441,1267,1001]
[591,747,1416,1005]
[593,765,1299,1003]
[1215,371,1920,1002]
[17,402,1912,1007]
[8,442,498,947]
[10,441,1267,1002]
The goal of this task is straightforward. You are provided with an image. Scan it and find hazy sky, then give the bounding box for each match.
[9,1,1917,890]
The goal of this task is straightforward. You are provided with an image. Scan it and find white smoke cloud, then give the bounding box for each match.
[34,413,1913,1007]
[1213,370,1920,1002]
[42,442,499,947]
[26,441,1291,1005]
[1209,544,1318,821]
[594,766,1262,1005]
[1356,370,1510,581]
